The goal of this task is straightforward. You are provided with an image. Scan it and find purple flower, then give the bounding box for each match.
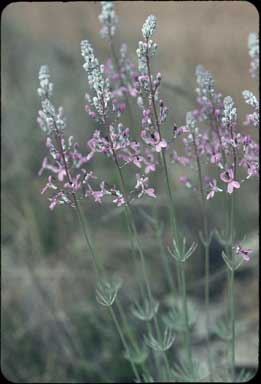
[220,169,240,194]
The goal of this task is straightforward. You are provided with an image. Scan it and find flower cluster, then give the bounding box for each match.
[135,16,170,158]
[248,32,259,78]
[193,64,223,122]
[81,40,112,122]
[99,1,118,39]
[243,33,259,131]
[102,45,139,115]
[141,15,157,39]
[173,54,259,198]
[136,15,158,75]
[37,66,93,209]
[37,65,134,209]
[80,33,157,203]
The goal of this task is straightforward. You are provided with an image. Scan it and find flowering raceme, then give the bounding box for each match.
[135,16,170,158]
[172,61,259,199]
[80,38,157,204]
[37,65,143,209]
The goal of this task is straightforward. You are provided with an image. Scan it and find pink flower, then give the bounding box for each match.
[113,194,126,207]
[172,151,191,166]
[64,174,82,192]
[141,130,167,152]
[206,179,222,200]
[145,188,156,198]
[48,192,63,210]
[127,83,137,97]
[234,243,253,261]
[144,161,156,174]
[85,182,108,203]
[155,137,167,152]
[41,175,57,195]
[220,169,240,194]
[179,176,192,189]
[135,174,156,198]
[173,125,189,138]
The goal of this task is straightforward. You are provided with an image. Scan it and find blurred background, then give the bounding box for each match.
[1,1,259,382]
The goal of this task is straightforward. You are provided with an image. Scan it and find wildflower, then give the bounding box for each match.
[135,174,156,198]
[248,33,259,78]
[99,1,118,39]
[234,243,253,261]
[142,15,157,39]
[179,176,193,189]
[206,179,223,200]
[222,96,237,130]
[172,151,191,166]
[195,64,215,98]
[85,181,109,203]
[137,17,158,75]
[186,111,198,132]
[242,90,259,128]
[81,40,112,119]
[37,65,53,99]
[141,130,167,152]
[48,191,72,210]
[111,189,126,207]
[41,175,58,195]
[220,169,240,194]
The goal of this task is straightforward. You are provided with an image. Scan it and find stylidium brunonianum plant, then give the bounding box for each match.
[36,2,259,382]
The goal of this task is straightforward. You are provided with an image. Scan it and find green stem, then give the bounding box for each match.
[156,224,176,292]
[145,46,181,300]
[180,262,193,368]
[113,149,153,302]
[53,111,142,381]
[192,132,212,376]
[109,306,141,382]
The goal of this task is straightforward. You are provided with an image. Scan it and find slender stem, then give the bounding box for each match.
[162,351,171,382]
[145,45,180,278]
[145,52,176,225]
[101,73,166,377]
[53,125,141,381]
[192,132,212,376]
[113,148,152,301]
[230,262,235,381]
[109,306,141,382]
[156,224,176,292]
[228,127,237,381]
[180,262,193,368]
[53,126,101,276]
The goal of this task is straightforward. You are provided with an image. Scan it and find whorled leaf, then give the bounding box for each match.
[124,344,148,365]
[96,277,122,307]
[132,298,159,321]
[144,327,175,352]
[163,301,197,332]
[168,237,197,263]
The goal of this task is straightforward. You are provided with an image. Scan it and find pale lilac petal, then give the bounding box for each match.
[145,188,156,198]
[206,191,214,200]
[227,183,234,194]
